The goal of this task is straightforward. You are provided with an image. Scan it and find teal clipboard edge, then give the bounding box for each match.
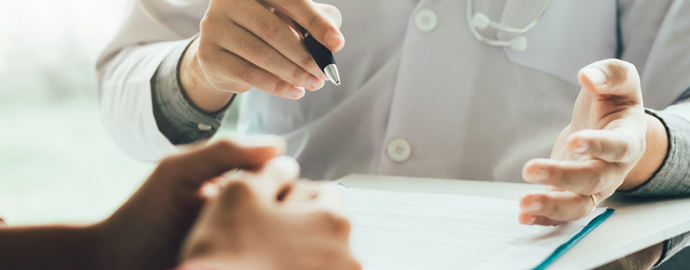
[532,208,616,270]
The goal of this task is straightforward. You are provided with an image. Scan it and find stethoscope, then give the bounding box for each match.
[466,0,551,51]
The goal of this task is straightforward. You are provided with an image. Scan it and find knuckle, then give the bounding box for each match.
[278,0,300,7]
[548,202,560,218]
[578,196,593,217]
[221,180,255,204]
[292,66,310,82]
[319,210,350,234]
[604,60,628,86]
[245,42,271,64]
[258,19,284,42]
[308,13,329,31]
[585,172,603,194]
[196,40,216,63]
[300,54,316,68]
[238,67,260,85]
[212,139,238,151]
[273,79,292,96]
[199,17,214,34]
[615,144,630,161]
[155,155,181,175]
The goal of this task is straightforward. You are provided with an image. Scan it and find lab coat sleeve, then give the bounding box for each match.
[96,0,199,161]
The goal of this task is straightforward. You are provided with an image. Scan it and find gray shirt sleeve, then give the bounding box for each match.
[151,35,235,145]
[620,108,690,197]
[614,104,690,266]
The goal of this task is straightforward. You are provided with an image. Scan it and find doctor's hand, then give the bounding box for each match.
[519,59,668,226]
[180,157,361,270]
[180,0,344,112]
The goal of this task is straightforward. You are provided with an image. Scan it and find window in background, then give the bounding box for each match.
[0,0,153,225]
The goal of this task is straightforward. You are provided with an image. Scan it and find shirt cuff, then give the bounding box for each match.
[656,232,690,267]
[151,34,235,145]
[618,109,690,197]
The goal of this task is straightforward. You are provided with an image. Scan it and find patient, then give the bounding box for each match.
[0,137,361,270]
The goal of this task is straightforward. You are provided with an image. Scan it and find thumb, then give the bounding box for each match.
[314,3,343,29]
[578,59,643,106]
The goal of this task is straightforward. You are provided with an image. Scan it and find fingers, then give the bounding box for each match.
[228,1,329,83]
[313,184,348,216]
[215,155,300,210]
[282,180,321,202]
[265,0,345,51]
[158,136,285,187]
[248,156,301,202]
[283,181,351,240]
[578,59,642,105]
[198,31,306,99]
[212,19,324,91]
[523,158,623,195]
[517,212,564,226]
[567,128,645,163]
[518,191,598,225]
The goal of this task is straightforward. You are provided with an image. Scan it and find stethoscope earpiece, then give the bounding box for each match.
[471,12,490,30]
[467,0,550,51]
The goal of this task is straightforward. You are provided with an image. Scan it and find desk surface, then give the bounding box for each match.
[338,174,690,269]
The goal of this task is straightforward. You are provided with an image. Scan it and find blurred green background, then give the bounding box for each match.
[0,0,240,225]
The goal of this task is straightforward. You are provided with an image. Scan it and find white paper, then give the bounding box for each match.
[341,187,606,270]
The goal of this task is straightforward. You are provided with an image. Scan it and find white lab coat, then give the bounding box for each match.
[97,0,690,181]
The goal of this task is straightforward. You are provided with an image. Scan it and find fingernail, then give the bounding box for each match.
[527,217,537,225]
[292,86,305,99]
[310,77,325,90]
[266,156,300,179]
[573,141,590,154]
[583,67,607,86]
[530,168,550,183]
[525,201,542,213]
[325,31,344,50]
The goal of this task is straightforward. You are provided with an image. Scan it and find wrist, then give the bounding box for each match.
[619,113,669,191]
[180,37,236,113]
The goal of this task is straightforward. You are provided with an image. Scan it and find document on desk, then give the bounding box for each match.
[341,186,612,270]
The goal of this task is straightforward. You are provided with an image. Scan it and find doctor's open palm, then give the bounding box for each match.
[518,59,667,226]
[179,0,344,113]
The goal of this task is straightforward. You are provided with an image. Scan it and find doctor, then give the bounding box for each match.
[97,0,690,267]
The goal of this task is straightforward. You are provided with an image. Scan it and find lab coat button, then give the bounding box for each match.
[415,9,438,33]
[387,139,412,162]
[198,123,213,131]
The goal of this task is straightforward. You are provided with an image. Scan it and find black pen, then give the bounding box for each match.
[295,23,341,86]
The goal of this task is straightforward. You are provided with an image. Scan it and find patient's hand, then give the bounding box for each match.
[98,137,284,270]
[519,59,667,226]
[179,157,361,270]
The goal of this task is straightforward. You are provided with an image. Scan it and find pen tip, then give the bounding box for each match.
[336,81,341,86]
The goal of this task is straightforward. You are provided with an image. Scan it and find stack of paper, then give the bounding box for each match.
[340,186,610,270]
